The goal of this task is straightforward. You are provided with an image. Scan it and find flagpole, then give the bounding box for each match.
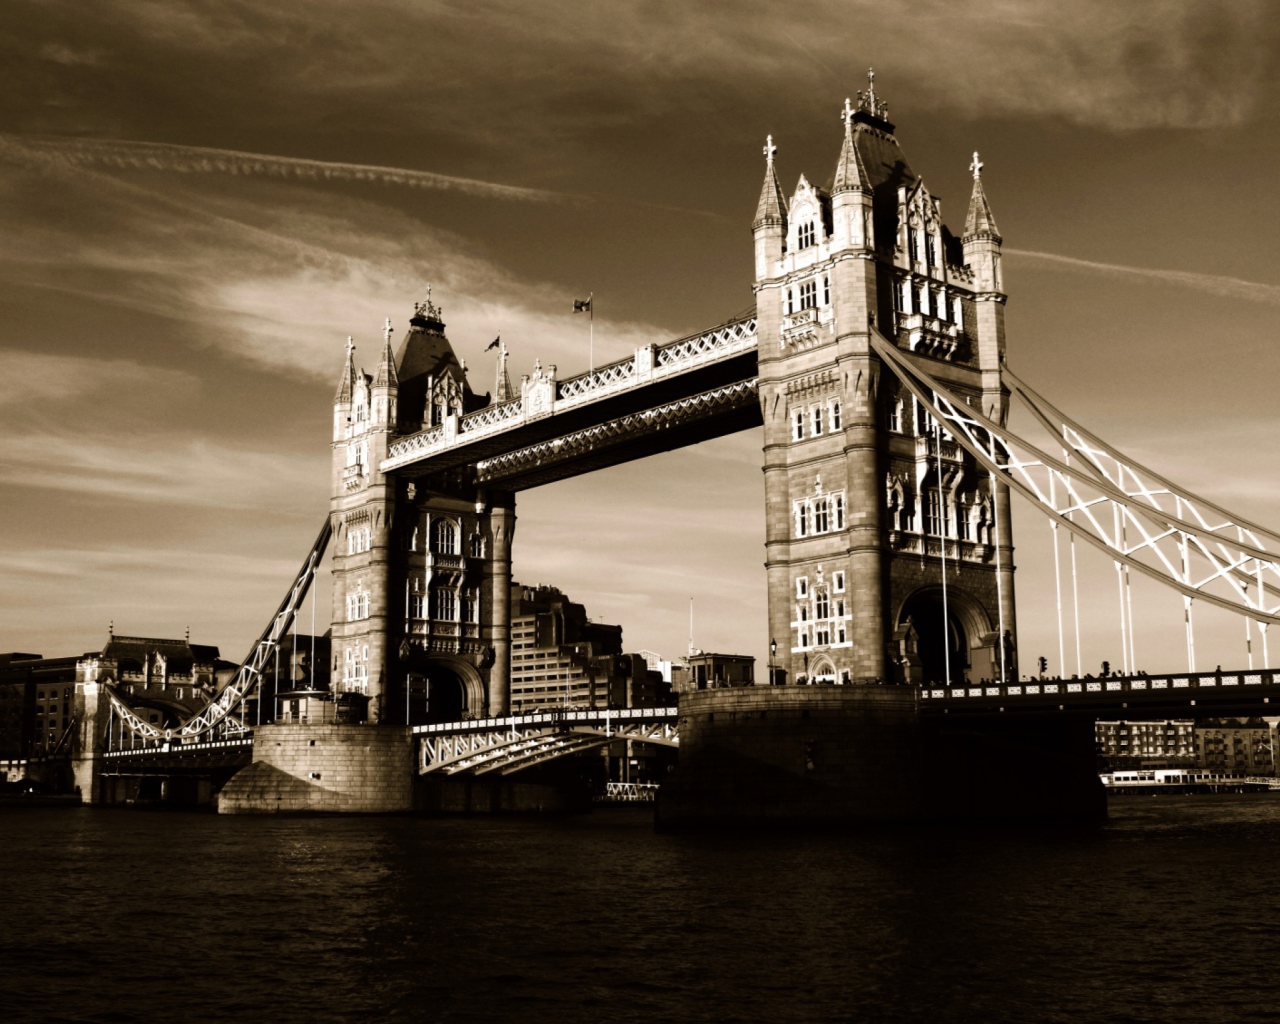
[589,292,594,371]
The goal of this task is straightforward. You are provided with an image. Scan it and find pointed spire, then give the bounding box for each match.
[373,318,398,388]
[833,97,871,195]
[334,336,356,403]
[753,134,787,230]
[494,337,514,403]
[963,152,1001,242]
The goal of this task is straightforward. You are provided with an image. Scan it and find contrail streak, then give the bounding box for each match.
[7,135,571,204]
[1006,247,1280,307]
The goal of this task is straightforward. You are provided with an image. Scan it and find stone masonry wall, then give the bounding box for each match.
[217,723,413,814]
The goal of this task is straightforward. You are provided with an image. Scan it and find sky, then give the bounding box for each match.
[3,0,1280,677]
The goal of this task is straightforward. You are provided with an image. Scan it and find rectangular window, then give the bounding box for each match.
[958,503,972,541]
[936,289,947,322]
[834,494,844,530]
[797,577,808,598]
[812,407,823,436]
[925,490,943,537]
[830,400,841,431]
[815,591,830,619]
[800,631,810,648]
[793,410,804,441]
[823,275,830,305]
[816,626,830,646]
[837,624,847,644]
[833,571,845,593]
[799,280,817,310]
[410,595,425,619]
[434,589,457,621]
[814,500,829,533]
[886,399,901,432]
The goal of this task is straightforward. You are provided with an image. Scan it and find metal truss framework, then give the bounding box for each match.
[106,520,332,747]
[417,708,679,776]
[871,330,1280,628]
[474,378,759,485]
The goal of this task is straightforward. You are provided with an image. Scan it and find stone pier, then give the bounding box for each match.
[655,686,1105,828]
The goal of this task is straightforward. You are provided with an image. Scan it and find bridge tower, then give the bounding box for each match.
[329,294,513,725]
[755,75,1017,688]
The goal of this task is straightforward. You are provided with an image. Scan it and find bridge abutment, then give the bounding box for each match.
[217,724,414,814]
[655,687,1105,828]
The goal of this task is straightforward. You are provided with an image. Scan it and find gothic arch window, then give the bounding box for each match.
[799,280,817,310]
[798,221,816,249]
[830,399,842,430]
[822,275,830,305]
[433,519,458,555]
[469,534,484,558]
[432,587,457,621]
[787,289,795,315]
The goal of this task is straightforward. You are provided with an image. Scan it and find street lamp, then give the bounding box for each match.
[770,638,777,685]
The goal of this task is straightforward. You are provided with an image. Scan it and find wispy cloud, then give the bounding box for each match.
[0,351,198,406]
[0,432,325,513]
[1006,248,1280,306]
[11,136,571,204]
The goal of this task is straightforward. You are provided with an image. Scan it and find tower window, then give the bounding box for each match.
[833,494,845,530]
[822,275,830,305]
[793,410,805,442]
[787,289,794,315]
[432,588,457,621]
[812,407,823,436]
[798,221,816,249]
[830,400,841,431]
[433,519,458,555]
[799,280,817,310]
[815,499,829,533]
[925,490,944,537]
[469,534,484,558]
[833,571,845,593]
[797,577,808,598]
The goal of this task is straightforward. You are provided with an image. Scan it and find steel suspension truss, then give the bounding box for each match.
[418,710,679,776]
[105,519,332,747]
[870,330,1280,628]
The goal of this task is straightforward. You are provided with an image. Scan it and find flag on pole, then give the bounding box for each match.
[485,335,501,352]
[573,297,592,314]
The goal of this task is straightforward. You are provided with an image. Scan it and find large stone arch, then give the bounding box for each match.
[418,655,486,722]
[894,584,994,686]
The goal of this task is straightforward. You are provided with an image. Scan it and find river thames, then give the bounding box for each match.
[4,795,1280,1023]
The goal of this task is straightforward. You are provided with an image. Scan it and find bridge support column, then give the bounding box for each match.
[484,493,516,716]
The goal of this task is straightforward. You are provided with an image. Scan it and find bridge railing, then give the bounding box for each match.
[920,669,1274,703]
[412,705,678,736]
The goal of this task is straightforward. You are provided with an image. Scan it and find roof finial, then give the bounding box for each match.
[414,283,442,322]
[842,97,856,131]
[109,619,113,638]
[383,317,394,345]
[970,151,984,180]
[855,68,890,121]
[763,134,777,166]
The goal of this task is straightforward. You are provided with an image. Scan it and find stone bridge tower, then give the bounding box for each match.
[330,295,515,724]
[756,75,1017,687]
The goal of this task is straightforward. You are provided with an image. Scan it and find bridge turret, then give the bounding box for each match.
[962,153,1016,665]
[371,318,399,429]
[830,97,873,253]
[752,135,787,283]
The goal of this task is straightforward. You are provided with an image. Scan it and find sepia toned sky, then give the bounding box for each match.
[3,0,1280,675]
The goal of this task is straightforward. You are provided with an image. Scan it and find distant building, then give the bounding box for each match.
[1096,718,1279,776]
[507,584,670,711]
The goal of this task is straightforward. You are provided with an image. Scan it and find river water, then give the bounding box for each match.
[4,796,1280,1023]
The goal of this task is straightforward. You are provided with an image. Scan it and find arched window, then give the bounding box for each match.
[432,588,457,621]
[469,534,484,558]
[433,519,458,555]
[822,275,830,305]
[798,221,816,249]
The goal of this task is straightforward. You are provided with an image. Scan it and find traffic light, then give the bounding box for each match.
[1037,656,1048,676]
[1101,660,1111,677]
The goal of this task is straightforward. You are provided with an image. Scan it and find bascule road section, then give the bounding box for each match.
[75,72,1280,824]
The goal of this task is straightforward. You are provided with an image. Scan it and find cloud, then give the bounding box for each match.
[12,136,571,204]
[82,0,1274,133]
[1006,248,1280,306]
[0,432,325,513]
[0,351,198,406]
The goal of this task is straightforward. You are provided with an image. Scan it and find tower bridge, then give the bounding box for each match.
[76,73,1280,822]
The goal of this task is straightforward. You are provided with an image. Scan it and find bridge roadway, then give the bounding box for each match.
[381,313,760,488]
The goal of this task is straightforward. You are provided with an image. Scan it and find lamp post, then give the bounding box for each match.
[770,638,777,685]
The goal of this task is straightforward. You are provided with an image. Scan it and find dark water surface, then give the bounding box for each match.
[4,796,1280,1024]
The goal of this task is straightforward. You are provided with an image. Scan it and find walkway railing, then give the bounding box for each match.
[920,670,1273,703]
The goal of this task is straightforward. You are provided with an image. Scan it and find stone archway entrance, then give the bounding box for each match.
[897,586,992,686]
[415,657,487,724]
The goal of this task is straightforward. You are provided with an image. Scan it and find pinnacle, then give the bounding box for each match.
[334,337,356,403]
[832,104,871,195]
[753,135,787,230]
[963,154,1001,242]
